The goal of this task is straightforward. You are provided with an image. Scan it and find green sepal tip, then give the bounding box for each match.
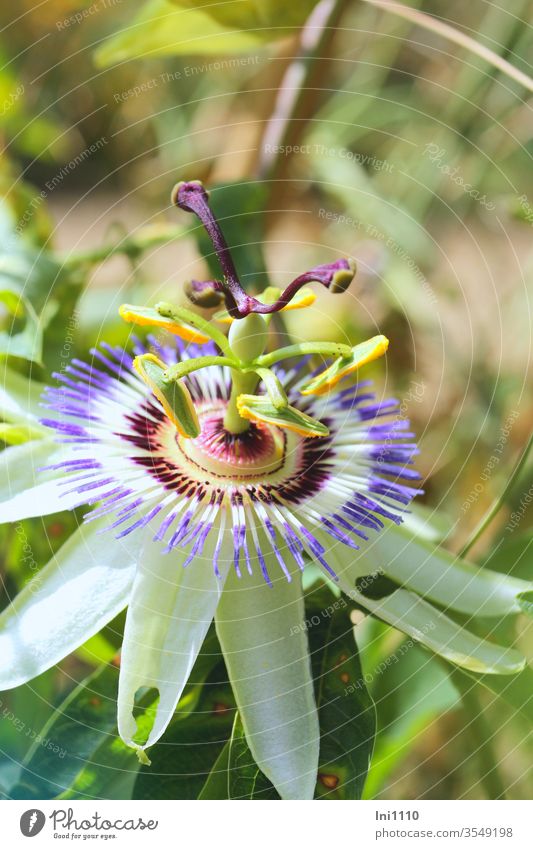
[237,394,329,438]
[133,353,201,439]
[300,335,389,396]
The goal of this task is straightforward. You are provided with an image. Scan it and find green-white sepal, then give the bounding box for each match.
[0,440,76,522]
[117,530,228,754]
[215,558,320,800]
[350,587,525,675]
[348,522,532,617]
[0,518,138,690]
[313,531,526,676]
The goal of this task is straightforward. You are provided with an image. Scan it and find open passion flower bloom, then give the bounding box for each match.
[0,181,530,800]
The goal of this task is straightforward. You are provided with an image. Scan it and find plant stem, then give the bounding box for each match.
[155,302,234,358]
[164,355,234,382]
[459,429,533,558]
[257,340,351,368]
[257,0,349,182]
[224,370,259,434]
[60,224,185,269]
[450,668,507,800]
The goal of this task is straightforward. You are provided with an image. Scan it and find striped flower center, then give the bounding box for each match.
[178,404,287,480]
[129,397,318,506]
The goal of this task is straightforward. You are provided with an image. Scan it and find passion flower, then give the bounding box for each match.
[0,181,528,800]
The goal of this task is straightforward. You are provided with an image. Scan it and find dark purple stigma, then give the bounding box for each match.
[172,180,356,319]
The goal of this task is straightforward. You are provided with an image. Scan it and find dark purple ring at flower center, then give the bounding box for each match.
[179,414,288,480]
[123,395,334,506]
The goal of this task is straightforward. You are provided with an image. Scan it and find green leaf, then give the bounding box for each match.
[483,531,533,581]
[0,290,42,364]
[306,586,376,799]
[199,713,281,799]
[0,205,84,371]
[95,0,271,67]
[315,143,434,265]
[0,244,69,317]
[225,713,279,799]
[0,164,53,245]
[10,663,129,799]
[0,665,57,769]
[186,181,268,283]
[445,664,533,731]
[196,741,232,799]
[171,0,318,30]
[362,627,459,798]
[225,714,278,799]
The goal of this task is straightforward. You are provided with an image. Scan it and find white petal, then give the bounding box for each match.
[117,531,228,752]
[346,523,531,616]
[215,560,320,800]
[0,519,138,689]
[0,440,80,523]
[0,439,56,500]
[352,587,525,675]
[401,503,452,543]
[317,535,525,675]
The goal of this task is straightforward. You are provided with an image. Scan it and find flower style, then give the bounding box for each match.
[0,182,530,800]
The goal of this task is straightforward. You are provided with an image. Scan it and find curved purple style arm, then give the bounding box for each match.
[173,181,356,319]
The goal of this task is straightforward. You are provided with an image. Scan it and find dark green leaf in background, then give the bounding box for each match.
[7,626,224,800]
[0,288,42,364]
[0,201,84,371]
[483,531,533,581]
[10,662,127,800]
[306,585,376,799]
[226,713,278,799]
[193,181,269,285]
[363,627,459,799]
[459,665,533,730]
[199,712,279,800]
[133,665,235,800]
